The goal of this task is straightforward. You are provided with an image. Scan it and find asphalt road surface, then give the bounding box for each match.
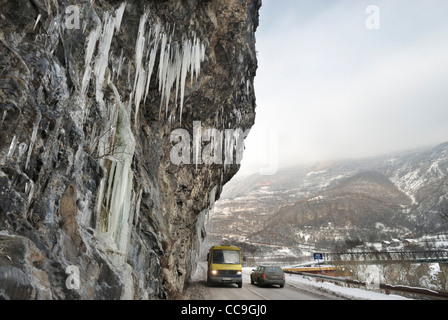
[186,263,340,300]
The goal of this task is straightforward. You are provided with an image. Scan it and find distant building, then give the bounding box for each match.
[403,239,418,247]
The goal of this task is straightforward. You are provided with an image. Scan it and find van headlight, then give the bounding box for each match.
[237,270,242,275]
[211,270,218,275]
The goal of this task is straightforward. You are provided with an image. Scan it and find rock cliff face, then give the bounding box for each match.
[0,0,260,299]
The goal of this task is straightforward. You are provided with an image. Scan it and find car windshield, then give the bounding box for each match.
[213,250,240,264]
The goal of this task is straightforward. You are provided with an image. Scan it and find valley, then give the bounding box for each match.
[204,142,448,265]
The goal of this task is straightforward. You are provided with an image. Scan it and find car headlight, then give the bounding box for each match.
[211,270,218,275]
[237,270,242,275]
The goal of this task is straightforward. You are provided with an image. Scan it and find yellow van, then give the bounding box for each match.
[207,245,243,288]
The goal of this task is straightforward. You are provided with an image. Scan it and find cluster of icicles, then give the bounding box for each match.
[132,11,206,125]
[81,3,206,127]
[81,2,206,264]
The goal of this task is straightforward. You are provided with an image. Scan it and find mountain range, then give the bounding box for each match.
[206,141,448,251]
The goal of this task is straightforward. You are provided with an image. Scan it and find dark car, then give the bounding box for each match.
[250,266,285,288]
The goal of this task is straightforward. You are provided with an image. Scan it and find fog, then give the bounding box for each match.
[238,0,448,176]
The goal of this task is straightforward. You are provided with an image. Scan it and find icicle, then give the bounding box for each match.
[7,135,17,158]
[81,24,101,98]
[158,33,168,92]
[190,34,196,83]
[179,38,191,124]
[25,114,41,170]
[25,180,34,206]
[127,62,132,90]
[143,23,161,105]
[133,189,143,227]
[160,42,183,118]
[82,19,88,34]
[114,2,126,30]
[134,13,147,83]
[94,12,114,110]
[33,14,41,31]
[1,110,7,125]
[174,43,182,104]
[93,2,127,112]
[132,11,148,120]
[94,76,136,265]
[88,122,97,154]
[143,46,159,104]
[193,121,201,169]
[133,63,147,121]
[209,186,217,211]
[116,49,124,79]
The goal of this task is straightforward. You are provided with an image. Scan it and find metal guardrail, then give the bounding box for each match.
[323,250,448,263]
[283,266,343,275]
[285,270,448,300]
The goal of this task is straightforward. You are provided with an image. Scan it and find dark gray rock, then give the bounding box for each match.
[0,0,260,299]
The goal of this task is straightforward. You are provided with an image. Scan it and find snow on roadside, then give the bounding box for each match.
[242,268,411,300]
[285,273,411,300]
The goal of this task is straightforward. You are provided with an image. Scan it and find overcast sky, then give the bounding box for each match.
[238,0,448,176]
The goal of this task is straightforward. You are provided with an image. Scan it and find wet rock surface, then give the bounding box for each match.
[0,0,260,299]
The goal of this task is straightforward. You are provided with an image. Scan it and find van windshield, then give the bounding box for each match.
[212,250,240,264]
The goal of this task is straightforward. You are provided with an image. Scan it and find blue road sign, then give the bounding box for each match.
[314,253,323,260]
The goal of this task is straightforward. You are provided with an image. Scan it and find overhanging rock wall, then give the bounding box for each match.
[0,0,260,299]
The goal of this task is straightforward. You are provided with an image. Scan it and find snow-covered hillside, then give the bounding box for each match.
[207,141,448,252]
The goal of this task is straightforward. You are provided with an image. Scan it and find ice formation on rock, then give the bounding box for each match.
[75,3,207,274]
[25,114,41,170]
[131,12,206,125]
[75,3,137,272]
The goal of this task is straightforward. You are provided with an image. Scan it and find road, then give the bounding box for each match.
[186,263,340,300]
